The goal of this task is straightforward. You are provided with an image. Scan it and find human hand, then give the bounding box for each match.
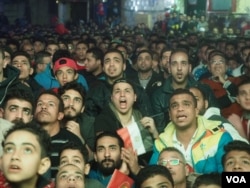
[121,147,141,175]
[140,117,159,139]
[65,120,82,138]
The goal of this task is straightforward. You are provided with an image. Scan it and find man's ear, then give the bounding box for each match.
[94,153,97,162]
[57,112,64,121]
[236,96,239,104]
[84,163,90,175]
[0,108,4,118]
[29,67,34,76]
[81,106,85,113]
[38,157,51,175]
[204,99,209,109]
[185,164,190,176]
[74,72,78,80]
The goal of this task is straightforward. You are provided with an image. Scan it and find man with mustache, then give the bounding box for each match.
[34,89,83,180]
[151,48,218,133]
[0,89,34,156]
[89,131,140,187]
[157,147,191,188]
[58,81,95,155]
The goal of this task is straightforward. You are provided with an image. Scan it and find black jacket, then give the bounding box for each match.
[85,79,153,117]
[0,65,32,105]
[151,75,218,133]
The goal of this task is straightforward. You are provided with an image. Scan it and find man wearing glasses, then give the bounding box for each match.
[157,147,190,188]
[150,88,233,174]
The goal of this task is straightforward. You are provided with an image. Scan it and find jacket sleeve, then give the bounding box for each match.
[215,131,233,173]
[151,90,168,133]
[149,144,160,165]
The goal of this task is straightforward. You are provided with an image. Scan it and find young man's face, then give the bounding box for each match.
[208,55,227,77]
[75,43,88,61]
[46,44,59,57]
[189,87,208,115]
[11,55,33,81]
[34,41,45,53]
[111,82,136,115]
[94,136,122,176]
[237,83,250,111]
[56,164,85,188]
[160,51,171,72]
[137,52,153,73]
[84,52,101,73]
[2,130,49,184]
[59,149,90,175]
[55,66,77,86]
[140,174,174,188]
[103,52,126,81]
[0,99,33,123]
[35,94,64,125]
[169,52,191,86]
[224,150,250,172]
[169,93,198,129]
[61,89,84,120]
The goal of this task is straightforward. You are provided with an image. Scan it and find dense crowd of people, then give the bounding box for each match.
[0,9,250,188]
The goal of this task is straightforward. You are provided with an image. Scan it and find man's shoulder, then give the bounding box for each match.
[85,178,105,188]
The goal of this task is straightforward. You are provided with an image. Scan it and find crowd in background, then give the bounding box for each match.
[0,7,250,188]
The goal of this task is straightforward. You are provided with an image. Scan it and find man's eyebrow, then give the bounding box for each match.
[4,142,36,149]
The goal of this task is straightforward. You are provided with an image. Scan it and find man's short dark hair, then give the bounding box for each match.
[34,51,51,65]
[222,140,250,166]
[94,131,124,152]
[36,89,64,113]
[58,81,86,106]
[237,79,250,95]
[193,173,221,188]
[137,49,153,60]
[1,89,34,112]
[104,49,125,64]
[135,165,174,188]
[169,88,197,109]
[2,121,51,158]
[86,47,104,65]
[169,48,190,64]
[11,51,31,65]
[59,142,89,163]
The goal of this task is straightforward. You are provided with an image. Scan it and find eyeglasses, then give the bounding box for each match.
[209,60,225,65]
[157,158,184,166]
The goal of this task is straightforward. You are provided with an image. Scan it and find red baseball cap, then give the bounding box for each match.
[53,57,77,74]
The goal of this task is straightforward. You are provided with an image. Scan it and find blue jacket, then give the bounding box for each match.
[150,116,233,173]
[35,64,89,91]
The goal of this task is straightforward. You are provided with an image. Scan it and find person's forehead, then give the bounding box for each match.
[38,94,59,102]
[171,52,188,59]
[210,54,225,60]
[61,149,83,159]
[159,150,183,159]
[6,98,32,108]
[104,52,122,59]
[5,130,39,145]
[97,136,119,145]
[113,82,133,90]
[138,52,151,58]
[238,83,250,91]
[57,66,75,71]
[63,89,82,97]
[12,55,29,61]
[226,150,250,159]
[170,93,192,102]
[189,88,202,96]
